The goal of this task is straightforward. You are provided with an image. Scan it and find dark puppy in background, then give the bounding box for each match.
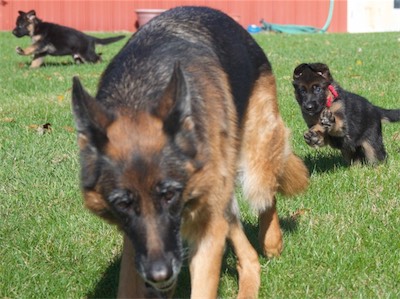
[12,10,125,68]
[293,62,400,164]
[72,6,308,298]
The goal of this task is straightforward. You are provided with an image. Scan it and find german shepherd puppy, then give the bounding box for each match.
[72,6,309,298]
[293,62,400,164]
[12,10,125,68]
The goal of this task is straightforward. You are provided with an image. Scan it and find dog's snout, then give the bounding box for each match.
[12,29,23,38]
[304,101,317,112]
[143,257,178,291]
[147,259,173,283]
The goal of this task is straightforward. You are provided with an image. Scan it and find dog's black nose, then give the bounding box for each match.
[304,102,316,112]
[147,259,173,283]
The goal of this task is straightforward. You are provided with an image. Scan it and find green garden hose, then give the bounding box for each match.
[260,0,334,33]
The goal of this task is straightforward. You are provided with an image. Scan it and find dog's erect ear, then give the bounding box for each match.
[72,76,112,150]
[154,63,197,158]
[18,11,26,16]
[26,10,37,21]
[156,62,192,134]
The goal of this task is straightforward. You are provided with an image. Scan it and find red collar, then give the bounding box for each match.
[326,85,339,108]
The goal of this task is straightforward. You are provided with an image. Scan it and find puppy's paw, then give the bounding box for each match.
[320,108,335,131]
[304,129,324,148]
[15,47,24,55]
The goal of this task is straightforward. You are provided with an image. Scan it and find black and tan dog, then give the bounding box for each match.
[72,6,309,298]
[293,62,400,164]
[12,10,125,68]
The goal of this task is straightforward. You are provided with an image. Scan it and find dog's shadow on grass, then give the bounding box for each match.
[19,61,77,68]
[87,256,120,298]
[304,152,347,174]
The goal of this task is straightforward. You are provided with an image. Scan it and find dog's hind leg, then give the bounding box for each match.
[79,50,101,63]
[257,198,283,258]
[80,43,101,63]
[360,141,385,164]
[227,197,260,299]
[240,71,291,258]
[362,127,387,164]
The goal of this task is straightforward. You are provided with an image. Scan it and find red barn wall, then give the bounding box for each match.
[1,0,347,33]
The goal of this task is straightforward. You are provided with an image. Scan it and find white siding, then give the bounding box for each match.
[348,0,400,32]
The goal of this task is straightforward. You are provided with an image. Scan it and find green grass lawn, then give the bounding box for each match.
[1,30,399,298]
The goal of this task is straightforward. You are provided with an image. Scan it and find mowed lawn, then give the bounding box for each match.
[0,29,399,298]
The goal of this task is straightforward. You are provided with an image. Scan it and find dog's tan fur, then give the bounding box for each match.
[108,69,307,297]
[240,72,309,257]
[72,7,309,298]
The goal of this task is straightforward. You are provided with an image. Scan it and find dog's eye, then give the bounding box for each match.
[116,197,132,210]
[299,88,307,96]
[156,181,182,205]
[161,190,179,203]
[313,86,323,94]
[109,190,135,212]
[159,187,183,216]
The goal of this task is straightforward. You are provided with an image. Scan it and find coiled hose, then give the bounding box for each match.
[260,0,334,33]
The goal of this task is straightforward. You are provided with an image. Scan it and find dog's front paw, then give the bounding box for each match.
[304,129,324,148]
[15,47,24,55]
[320,108,335,131]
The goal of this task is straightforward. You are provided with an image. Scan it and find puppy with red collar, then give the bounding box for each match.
[293,62,400,165]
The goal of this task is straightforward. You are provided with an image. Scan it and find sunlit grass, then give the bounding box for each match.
[1,30,399,298]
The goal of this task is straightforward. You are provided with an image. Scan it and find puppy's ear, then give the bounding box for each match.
[18,11,26,16]
[311,63,333,81]
[71,76,113,151]
[26,10,37,21]
[293,63,308,79]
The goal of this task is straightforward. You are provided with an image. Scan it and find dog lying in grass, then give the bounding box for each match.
[293,62,400,164]
[12,10,125,68]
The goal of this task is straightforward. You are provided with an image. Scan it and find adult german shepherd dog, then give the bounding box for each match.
[12,10,125,68]
[72,6,309,298]
[293,62,400,164]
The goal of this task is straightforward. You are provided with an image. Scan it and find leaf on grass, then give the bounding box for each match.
[63,126,75,133]
[29,122,52,135]
[290,208,310,221]
[57,95,65,103]
[38,123,52,135]
[2,117,15,123]
[393,132,400,141]
[355,59,363,66]
[52,154,68,164]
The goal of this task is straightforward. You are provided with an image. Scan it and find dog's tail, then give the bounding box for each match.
[278,152,309,197]
[378,107,400,123]
[94,35,125,45]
